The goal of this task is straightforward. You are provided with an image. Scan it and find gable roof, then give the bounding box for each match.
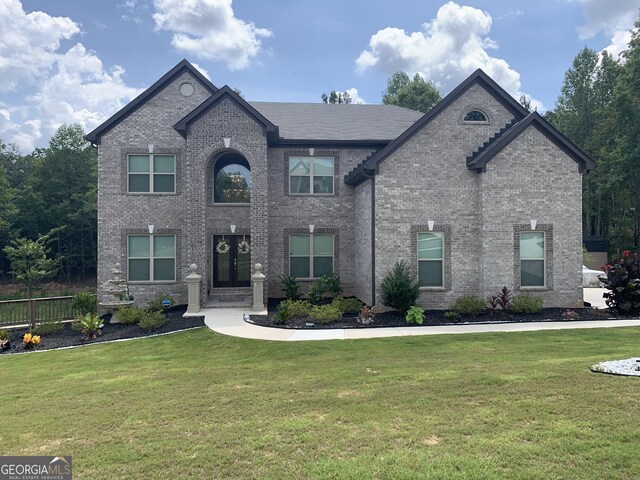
[466,111,596,173]
[85,59,218,145]
[174,86,279,143]
[344,69,530,185]
[249,102,423,143]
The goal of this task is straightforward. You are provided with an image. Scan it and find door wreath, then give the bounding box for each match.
[216,240,230,254]
[237,240,251,254]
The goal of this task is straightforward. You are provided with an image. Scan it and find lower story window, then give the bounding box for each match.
[128,235,176,281]
[520,231,545,287]
[289,234,334,278]
[417,232,444,287]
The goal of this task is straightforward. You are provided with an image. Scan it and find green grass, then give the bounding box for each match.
[1,327,639,479]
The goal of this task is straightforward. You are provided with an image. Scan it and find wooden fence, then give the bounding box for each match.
[0,296,86,326]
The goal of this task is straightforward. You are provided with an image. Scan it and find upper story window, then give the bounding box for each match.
[128,154,175,193]
[463,110,488,123]
[289,157,334,195]
[417,232,444,287]
[214,153,250,203]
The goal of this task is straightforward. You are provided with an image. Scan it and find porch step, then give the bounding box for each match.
[207,288,251,308]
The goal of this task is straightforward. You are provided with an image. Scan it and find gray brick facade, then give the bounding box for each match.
[94,61,589,312]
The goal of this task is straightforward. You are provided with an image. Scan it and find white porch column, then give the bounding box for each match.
[251,263,266,311]
[185,264,202,315]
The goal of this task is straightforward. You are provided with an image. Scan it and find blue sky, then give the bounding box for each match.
[1,0,639,152]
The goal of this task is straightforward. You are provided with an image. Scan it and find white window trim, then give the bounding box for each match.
[416,232,445,288]
[289,233,335,279]
[289,156,334,195]
[520,231,546,289]
[127,154,176,194]
[127,234,176,282]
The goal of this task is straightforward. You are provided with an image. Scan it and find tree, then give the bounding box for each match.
[382,72,441,112]
[0,165,17,274]
[519,94,534,112]
[4,228,61,331]
[321,90,352,104]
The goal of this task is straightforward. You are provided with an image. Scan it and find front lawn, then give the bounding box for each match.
[1,327,639,479]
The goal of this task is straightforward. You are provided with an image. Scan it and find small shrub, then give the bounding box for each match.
[323,273,343,296]
[309,305,342,324]
[117,306,147,325]
[33,320,64,336]
[146,293,176,312]
[138,311,168,331]
[511,294,543,314]
[280,299,312,317]
[0,329,8,341]
[444,311,460,322]
[452,295,485,316]
[71,292,97,315]
[278,274,301,300]
[22,333,41,350]
[487,286,512,313]
[561,309,580,320]
[273,303,294,325]
[357,305,377,325]
[331,296,363,315]
[74,313,103,340]
[0,329,9,350]
[600,251,640,314]
[307,278,329,305]
[405,306,425,324]
[380,260,420,314]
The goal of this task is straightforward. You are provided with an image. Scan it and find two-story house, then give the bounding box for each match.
[87,59,594,310]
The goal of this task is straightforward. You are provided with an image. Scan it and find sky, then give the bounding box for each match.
[1,0,639,153]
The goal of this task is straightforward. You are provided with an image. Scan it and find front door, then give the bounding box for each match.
[212,235,251,287]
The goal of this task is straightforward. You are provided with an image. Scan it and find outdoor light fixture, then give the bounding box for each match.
[530,219,537,230]
[427,220,435,231]
[309,225,315,233]
[230,224,236,233]
[223,137,231,148]
[309,148,315,156]
[148,224,154,234]
[148,144,154,153]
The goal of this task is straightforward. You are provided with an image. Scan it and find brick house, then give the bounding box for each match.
[87,59,595,310]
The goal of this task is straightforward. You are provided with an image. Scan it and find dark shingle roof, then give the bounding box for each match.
[249,102,423,142]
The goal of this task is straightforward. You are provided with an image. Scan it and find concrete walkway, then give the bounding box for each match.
[202,288,640,341]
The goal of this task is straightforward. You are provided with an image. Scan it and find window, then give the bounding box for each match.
[520,232,545,287]
[128,154,175,193]
[289,234,334,278]
[289,157,334,194]
[213,153,250,203]
[463,110,488,122]
[128,235,176,281]
[417,232,444,287]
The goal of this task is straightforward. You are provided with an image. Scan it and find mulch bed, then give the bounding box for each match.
[0,305,204,354]
[248,298,639,330]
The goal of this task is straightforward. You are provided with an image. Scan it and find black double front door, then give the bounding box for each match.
[212,235,251,287]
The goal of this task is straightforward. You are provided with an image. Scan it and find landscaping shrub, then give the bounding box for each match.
[380,260,420,314]
[0,329,9,350]
[357,305,376,325]
[22,333,41,350]
[0,329,8,341]
[444,311,460,322]
[138,311,167,331]
[323,273,343,296]
[117,306,147,325]
[486,286,512,314]
[405,306,425,324]
[146,293,176,312]
[331,296,363,315]
[280,300,312,317]
[71,292,97,315]
[278,274,301,300]
[452,295,486,316]
[273,303,294,325]
[511,294,543,314]
[599,251,640,314]
[309,305,342,324]
[307,274,344,305]
[75,313,103,340]
[33,320,64,336]
[561,309,580,320]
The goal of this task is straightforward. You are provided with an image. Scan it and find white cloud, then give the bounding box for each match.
[0,0,141,152]
[152,0,272,70]
[572,0,640,59]
[190,62,211,80]
[355,2,541,108]
[345,88,366,104]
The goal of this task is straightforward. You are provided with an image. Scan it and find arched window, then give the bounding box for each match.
[213,153,250,203]
[463,110,488,122]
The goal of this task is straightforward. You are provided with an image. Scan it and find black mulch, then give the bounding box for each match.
[248,298,639,330]
[0,305,204,355]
